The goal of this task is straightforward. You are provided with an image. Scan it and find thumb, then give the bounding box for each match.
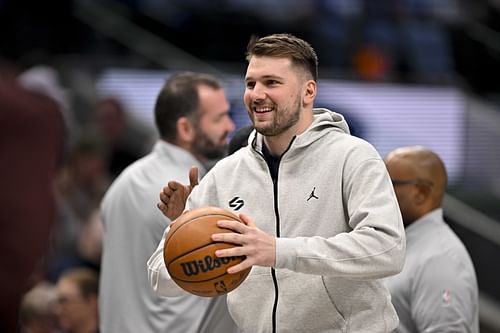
[188,166,199,189]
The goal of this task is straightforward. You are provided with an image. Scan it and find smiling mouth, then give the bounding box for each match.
[253,106,274,114]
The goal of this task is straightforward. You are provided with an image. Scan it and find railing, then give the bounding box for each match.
[73,0,223,75]
[444,194,500,331]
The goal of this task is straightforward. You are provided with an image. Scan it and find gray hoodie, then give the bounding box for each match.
[148,108,405,332]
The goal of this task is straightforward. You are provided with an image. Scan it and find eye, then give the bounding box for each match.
[266,79,279,86]
[245,81,255,89]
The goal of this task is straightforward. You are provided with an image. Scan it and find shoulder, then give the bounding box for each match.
[213,146,255,171]
[319,130,381,161]
[413,224,474,278]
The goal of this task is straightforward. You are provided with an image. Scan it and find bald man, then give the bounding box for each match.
[384,146,479,333]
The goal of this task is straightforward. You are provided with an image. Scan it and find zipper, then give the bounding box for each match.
[271,177,280,333]
[258,137,296,333]
[253,136,297,333]
[253,147,280,333]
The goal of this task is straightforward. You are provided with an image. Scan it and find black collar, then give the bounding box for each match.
[262,143,281,181]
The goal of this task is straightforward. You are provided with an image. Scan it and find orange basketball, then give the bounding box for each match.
[163,206,251,297]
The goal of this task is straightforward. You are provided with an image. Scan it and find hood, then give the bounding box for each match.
[295,108,350,147]
[248,108,350,153]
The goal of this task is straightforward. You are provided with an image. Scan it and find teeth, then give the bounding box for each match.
[254,107,273,113]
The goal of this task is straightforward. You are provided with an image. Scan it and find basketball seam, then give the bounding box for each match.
[164,212,243,282]
[164,212,240,245]
[166,241,239,266]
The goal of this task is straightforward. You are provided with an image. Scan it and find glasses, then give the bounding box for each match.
[391,179,434,187]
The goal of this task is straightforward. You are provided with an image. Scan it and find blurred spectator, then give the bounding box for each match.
[93,96,154,179]
[47,134,110,281]
[384,146,479,332]
[77,209,104,268]
[19,282,58,333]
[0,62,64,333]
[56,134,110,219]
[17,65,77,154]
[55,268,99,333]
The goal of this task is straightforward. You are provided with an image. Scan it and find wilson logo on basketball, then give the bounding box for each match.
[180,255,241,276]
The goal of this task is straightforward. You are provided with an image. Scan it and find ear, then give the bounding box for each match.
[176,117,195,145]
[414,183,432,205]
[303,80,317,106]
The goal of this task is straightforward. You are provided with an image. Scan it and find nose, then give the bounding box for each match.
[250,82,266,102]
[226,115,235,133]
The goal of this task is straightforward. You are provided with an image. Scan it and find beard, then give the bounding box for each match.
[248,94,302,137]
[192,128,228,160]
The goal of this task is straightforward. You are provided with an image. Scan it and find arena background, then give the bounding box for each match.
[2,0,499,331]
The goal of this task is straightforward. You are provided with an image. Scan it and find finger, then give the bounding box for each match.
[168,181,184,191]
[157,202,169,217]
[238,213,255,227]
[159,191,170,204]
[217,220,246,233]
[214,246,245,258]
[227,261,252,275]
[211,232,245,244]
[161,185,173,198]
[163,188,175,199]
[188,166,199,188]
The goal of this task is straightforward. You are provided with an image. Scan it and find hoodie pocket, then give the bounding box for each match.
[227,268,275,333]
[277,272,347,332]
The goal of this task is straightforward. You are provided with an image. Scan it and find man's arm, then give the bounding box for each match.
[147,226,188,297]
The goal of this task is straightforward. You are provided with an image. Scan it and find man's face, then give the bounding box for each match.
[243,56,305,137]
[385,156,420,227]
[55,278,95,331]
[193,85,234,160]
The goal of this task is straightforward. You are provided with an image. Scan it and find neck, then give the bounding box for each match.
[263,109,313,156]
[191,151,208,164]
[263,133,294,157]
[168,138,207,164]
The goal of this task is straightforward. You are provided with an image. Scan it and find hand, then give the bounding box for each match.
[211,213,276,274]
[157,166,199,221]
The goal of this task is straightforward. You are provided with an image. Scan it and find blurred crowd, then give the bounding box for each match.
[0,61,155,332]
[40,67,154,282]
[127,0,500,90]
[1,0,500,95]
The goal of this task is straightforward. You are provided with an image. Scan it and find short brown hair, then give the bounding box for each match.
[60,268,99,299]
[246,33,318,81]
[154,72,222,141]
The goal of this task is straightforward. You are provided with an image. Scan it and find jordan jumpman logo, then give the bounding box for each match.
[307,187,319,201]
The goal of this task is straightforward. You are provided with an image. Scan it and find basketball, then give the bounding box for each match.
[163,206,251,297]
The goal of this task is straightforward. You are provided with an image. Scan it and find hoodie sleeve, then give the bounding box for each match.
[275,148,406,280]
[147,171,220,297]
[147,226,188,297]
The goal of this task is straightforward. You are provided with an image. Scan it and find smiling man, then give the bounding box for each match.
[151,34,405,332]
